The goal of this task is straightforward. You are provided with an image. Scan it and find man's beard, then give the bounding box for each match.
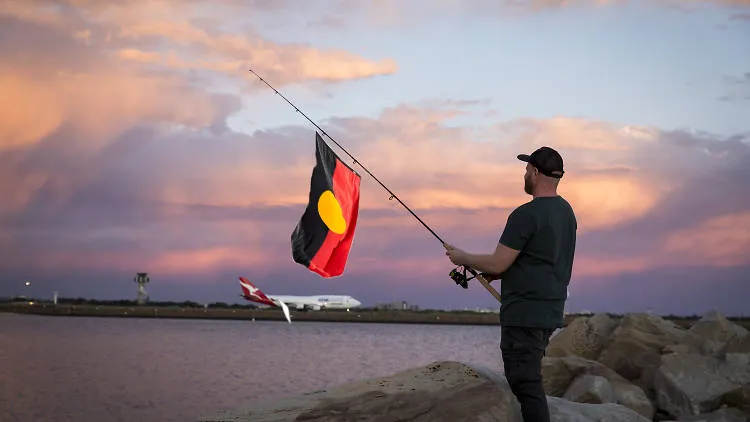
[524,175,534,195]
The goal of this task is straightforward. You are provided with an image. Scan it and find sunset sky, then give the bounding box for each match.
[1,0,749,316]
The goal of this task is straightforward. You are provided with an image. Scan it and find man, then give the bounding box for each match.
[444,146,577,422]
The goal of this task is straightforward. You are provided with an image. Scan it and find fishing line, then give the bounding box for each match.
[247,67,501,302]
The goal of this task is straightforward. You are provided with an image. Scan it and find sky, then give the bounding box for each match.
[1,0,749,316]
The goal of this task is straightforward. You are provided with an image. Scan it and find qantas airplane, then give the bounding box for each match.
[238,277,362,323]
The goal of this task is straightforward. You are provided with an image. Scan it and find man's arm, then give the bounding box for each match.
[461,243,521,276]
[446,207,535,277]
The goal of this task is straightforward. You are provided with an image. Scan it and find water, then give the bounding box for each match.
[0,313,504,422]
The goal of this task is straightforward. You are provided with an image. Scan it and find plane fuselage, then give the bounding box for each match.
[237,277,362,317]
[267,294,361,311]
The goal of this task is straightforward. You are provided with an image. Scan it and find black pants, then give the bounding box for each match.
[501,325,554,422]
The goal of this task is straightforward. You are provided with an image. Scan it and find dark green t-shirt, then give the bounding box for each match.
[497,195,577,329]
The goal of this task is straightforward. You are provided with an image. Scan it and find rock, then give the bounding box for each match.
[663,344,696,355]
[718,333,750,367]
[654,353,750,418]
[563,374,616,404]
[726,353,750,368]
[547,313,619,360]
[542,355,654,419]
[719,332,750,355]
[722,384,750,415]
[200,360,650,422]
[616,381,658,420]
[543,356,575,396]
[597,313,692,384]
[548,397,651,421]
[675,407,749,421]
[541,311,750,421]
[688,311,748,357]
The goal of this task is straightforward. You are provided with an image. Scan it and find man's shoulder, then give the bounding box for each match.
[506,201,537,224]
[509,196,577,231]
[554,195,578,222]
[511,199,537,214]
[529,195,576,215]
[509,198,547,218]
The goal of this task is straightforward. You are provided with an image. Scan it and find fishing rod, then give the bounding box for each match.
[247,67,501,303]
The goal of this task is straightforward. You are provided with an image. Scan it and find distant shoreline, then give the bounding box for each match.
[2,302,748,328]
[1,302,502,326]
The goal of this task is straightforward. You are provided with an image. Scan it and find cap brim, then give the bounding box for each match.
[517,154,531,162]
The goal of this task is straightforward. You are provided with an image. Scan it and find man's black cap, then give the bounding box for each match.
[517,146,564,178]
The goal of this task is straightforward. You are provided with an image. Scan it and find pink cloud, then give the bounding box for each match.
[113,105,675,235]
[0,0,397,217]
[4,90,748,280]
[7,246,272,276]
[0,72,64,151]
[0,1,397,86]
[663,211,750,267]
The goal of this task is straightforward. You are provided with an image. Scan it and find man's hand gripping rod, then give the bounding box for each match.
[247,66,502,304]
[445,249,502,303]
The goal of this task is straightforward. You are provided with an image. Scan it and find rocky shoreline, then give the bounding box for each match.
[199,310,749,421]
[543,309,749,421]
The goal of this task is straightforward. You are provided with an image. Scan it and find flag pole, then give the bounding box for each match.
[247,67,502,303]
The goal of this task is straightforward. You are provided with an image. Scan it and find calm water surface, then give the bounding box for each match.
[0,313,504,422]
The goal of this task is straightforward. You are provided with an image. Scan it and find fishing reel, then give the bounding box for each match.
[449,265,475,289]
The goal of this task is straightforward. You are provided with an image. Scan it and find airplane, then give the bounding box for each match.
[237,277,362,324]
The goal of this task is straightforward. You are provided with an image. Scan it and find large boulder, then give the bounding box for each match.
[547,397,652,421]
[666,406,750,422]
[562,374,616,404]
[717,331,750,368]
[546,313,619,360]
[199,361,650,422]
[542,355,654,419]
[688,311,749,358]
[653,352,750,418]
[596,313,695,385]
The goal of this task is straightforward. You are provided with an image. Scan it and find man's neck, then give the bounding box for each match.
[533,188,558,198]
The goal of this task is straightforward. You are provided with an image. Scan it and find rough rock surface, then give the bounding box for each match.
[596,313,694,384]
[547,397,652,421]
[562,374,616,404]
[668,407,750,421]
[722,384,750,415]
[547,312,619,360]
[654,353,750,418]
[542,310,750,422]
[542,355,654,419]
[688,311,748,358]
[200,361,649,422]
[718,334,750,368]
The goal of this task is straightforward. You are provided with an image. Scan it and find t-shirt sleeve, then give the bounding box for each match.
[499,207,536,251]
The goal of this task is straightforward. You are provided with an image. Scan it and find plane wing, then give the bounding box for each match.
[274,299,292,324]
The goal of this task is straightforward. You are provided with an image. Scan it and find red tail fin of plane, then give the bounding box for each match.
[238,277,276,307]
[238,277,292,324]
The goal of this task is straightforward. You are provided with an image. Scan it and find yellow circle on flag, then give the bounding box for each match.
[317,190,347,234]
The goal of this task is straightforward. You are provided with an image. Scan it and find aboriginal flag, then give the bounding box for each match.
[291,132,361,277]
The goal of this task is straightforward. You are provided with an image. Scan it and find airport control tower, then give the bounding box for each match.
[134,272,150,305]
